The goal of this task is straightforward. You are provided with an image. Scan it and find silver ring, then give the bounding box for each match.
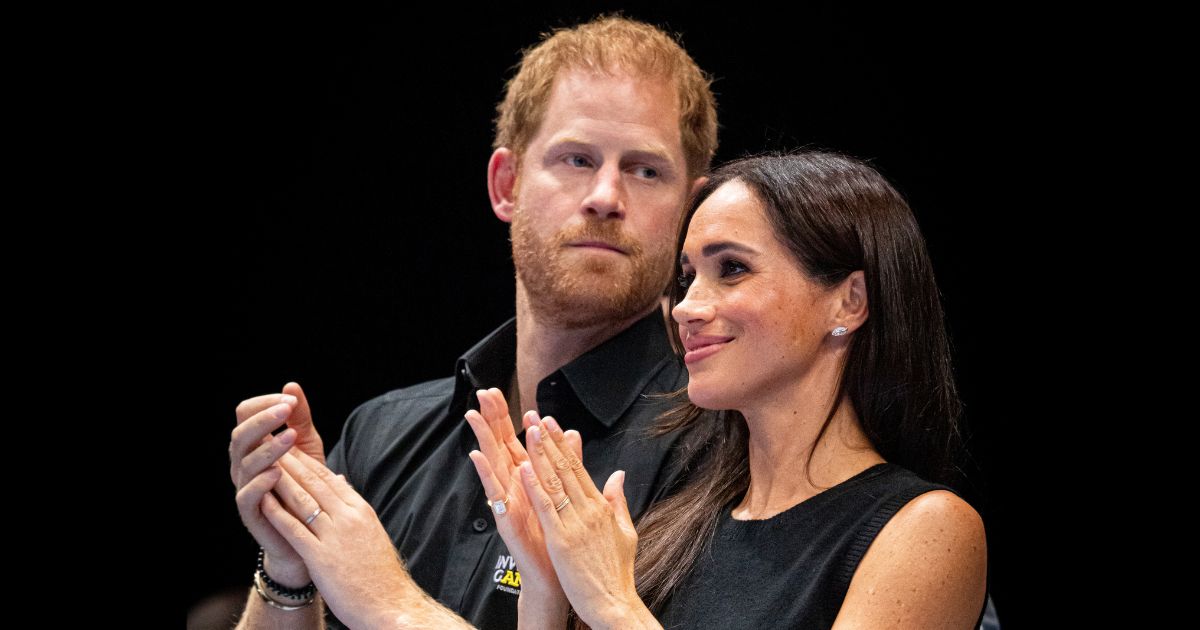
[554,496,571,512]
[304,507,322,525]
[487,496,510,516]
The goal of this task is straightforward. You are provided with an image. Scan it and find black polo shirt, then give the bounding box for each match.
[324,311,689,629]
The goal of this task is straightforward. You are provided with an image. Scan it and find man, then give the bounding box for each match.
[230,16,717,628]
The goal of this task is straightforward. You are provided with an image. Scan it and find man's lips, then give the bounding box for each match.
[683,334,734,364]
[567,241,628,254]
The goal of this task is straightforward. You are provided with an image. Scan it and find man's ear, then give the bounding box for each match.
[488,148,518,223]
[689,175,708,199]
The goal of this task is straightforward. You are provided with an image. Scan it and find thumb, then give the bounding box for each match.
[282,382,325,462]
[282,382,315,431]
[603,470,635,535]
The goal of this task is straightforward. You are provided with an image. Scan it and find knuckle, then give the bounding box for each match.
[311,463,333,480]
[553,457,571,472]
[296,468,320,487]
[235,485,257,510]
[235,399,256,421]
[545,475,563,492]
[239,453,259,475]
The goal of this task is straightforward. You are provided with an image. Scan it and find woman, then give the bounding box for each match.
[467,152,987,629]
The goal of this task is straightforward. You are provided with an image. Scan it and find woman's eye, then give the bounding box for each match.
[720,259,748,277]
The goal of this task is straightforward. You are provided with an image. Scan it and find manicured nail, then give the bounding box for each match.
[277,429,295,445]
[529,425,542,442]
[543,417,561,435]
[271,403,290,420]
[280,394,298,406]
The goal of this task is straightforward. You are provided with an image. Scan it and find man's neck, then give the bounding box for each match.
[510,282,656,429]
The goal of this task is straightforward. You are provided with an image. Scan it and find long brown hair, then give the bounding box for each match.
[631,151,966,614]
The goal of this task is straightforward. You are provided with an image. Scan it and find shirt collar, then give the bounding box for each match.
[452,310,677,428]
[558,310,676,427]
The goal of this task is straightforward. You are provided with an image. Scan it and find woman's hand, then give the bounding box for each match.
[465,388,580,626]
[518,413,661,630]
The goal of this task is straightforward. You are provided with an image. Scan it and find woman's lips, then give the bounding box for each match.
[683,335,734,365]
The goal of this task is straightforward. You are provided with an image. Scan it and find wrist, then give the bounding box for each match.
[257,548,315,602]
[260,548,311,589]
[590,592,657,630]
[518,588,570,630]
[518,586,569,616]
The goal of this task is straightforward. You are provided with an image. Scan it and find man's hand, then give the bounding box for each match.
[230,382,325,587]
[262,450,471,628]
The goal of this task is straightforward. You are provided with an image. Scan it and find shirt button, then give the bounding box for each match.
[472,518,488,532]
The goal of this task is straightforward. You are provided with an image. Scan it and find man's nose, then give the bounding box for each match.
[582,163,625,220]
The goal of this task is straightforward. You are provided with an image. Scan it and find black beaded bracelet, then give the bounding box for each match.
[256,547,316,599]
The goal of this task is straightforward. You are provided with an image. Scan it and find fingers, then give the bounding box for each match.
[261,491,316,556]
[525,424,571,517]
[235,428,296,487]
[563,429,583,461]
[291,448,361,509]
[535,417,600,502]
[272,453,339,535]
[479,389,528,467]
[230,401,295,486]
[469,450,510,517]
[236,393,298,425]
[235,467,293,549]
[466,409,513,489]
[518,460,562,532]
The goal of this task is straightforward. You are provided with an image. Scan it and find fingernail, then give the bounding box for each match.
[277,429,295,445]
[529,425,541,442]
[280,394,298,406]
[543,417,561,435]
[521,461,535,477]
[271,403,290,420]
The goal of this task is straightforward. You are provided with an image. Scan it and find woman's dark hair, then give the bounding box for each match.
[631,151,966,614]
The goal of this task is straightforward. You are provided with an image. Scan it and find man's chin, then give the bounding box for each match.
[528,286,655,329]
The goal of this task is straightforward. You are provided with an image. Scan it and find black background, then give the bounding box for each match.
[187,4,1065,626]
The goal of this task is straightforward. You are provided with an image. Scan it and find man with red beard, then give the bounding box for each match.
[229,16,717,629]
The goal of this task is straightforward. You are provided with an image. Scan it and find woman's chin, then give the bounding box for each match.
[686,382,735,412]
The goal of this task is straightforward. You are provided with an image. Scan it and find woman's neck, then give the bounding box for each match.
[733,386,884,521]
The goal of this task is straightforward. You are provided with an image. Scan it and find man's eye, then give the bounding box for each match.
[567,155,591,168]
[635,166,659,179]
[677,272,694,289]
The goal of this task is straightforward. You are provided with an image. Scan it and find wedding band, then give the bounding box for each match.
[554,496,571,512]
[304,507,322,525]
[488,496,510,515]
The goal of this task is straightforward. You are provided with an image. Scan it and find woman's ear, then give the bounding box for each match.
[488,148,518,223]
[834,270,869,333]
